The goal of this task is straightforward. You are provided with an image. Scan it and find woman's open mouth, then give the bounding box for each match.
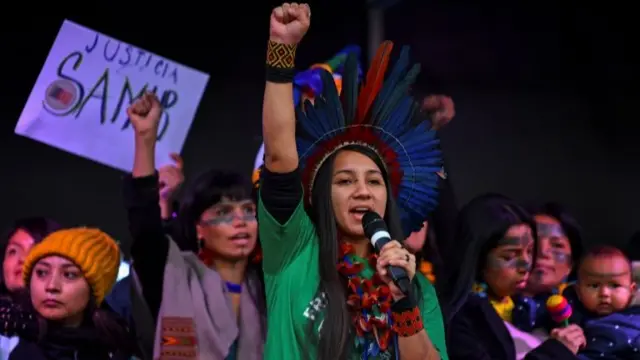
[230,232,250,245]
[349,206,372,221]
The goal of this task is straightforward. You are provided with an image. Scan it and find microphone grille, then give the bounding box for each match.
[362,211,385,238]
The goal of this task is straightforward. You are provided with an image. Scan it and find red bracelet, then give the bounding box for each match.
[392,306,424,337]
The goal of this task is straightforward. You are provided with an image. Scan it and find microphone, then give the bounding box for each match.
[362,211,411,295]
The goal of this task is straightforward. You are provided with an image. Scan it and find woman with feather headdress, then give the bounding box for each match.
[257,3,447,360]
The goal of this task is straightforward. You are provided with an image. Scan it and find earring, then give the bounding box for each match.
[198,240,215,267]
[473,282,488,298]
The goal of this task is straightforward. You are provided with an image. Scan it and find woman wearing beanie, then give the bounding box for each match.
[0,227,135,360]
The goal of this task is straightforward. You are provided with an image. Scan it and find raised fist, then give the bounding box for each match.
[422,95,455,130]
[270,3,311,45]
[127,92,162,140]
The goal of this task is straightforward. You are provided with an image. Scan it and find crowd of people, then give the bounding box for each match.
[1,3,638,360]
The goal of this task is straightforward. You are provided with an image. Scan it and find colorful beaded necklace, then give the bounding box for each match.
[337,243,399,358]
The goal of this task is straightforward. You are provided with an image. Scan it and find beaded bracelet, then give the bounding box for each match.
[266,40,296,83]
[392,306,424,337]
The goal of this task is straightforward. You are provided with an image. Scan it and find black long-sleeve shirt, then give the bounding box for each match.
[122,174,168,321]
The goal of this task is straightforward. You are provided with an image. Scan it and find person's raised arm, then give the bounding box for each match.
[129,93,162,179]
[262,3,310,174]
[124,93,168,319]
[258,3,315,274]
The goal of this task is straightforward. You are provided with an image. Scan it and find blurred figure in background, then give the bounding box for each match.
[1,217,62,298]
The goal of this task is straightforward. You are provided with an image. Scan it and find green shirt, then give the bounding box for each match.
[259,195,449,360]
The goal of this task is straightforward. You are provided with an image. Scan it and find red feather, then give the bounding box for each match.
[355,41,394,124]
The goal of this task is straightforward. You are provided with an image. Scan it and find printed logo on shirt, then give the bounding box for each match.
[304,292,396,359]
[371,345,393,360]
[303,292,327,333]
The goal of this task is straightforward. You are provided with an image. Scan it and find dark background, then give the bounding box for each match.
[1,2,636,257]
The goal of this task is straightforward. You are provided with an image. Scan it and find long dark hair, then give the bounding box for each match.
[178,169,266,336]
[441,193,537,323]
[308,145,408,360]
[0,217,62,295]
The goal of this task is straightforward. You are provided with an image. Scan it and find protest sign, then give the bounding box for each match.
[15,20,210,172]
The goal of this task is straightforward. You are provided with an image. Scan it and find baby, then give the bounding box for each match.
[574,246,639,359]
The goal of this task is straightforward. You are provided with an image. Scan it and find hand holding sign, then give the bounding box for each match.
[15,21,209,172]
[127,92,163,142]
[270,3,311,45]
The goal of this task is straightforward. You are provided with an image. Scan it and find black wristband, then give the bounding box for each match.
[266,66,295,83]
[391,292,418,312]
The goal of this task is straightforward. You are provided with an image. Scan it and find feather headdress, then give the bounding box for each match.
[297,41,442,236]
[253,45,362,183]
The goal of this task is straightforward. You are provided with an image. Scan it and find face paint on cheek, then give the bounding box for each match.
[514,259,532,272]
[551,250,571,265]
[242,214,257,222]
[498,235,533,247]
[203,214,257,225]
[536,223,565,238]
[487,255,531,271]
[487,255,504,270]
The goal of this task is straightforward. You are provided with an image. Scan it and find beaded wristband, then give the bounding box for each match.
[392,306,424,337]
[266,40,296,83]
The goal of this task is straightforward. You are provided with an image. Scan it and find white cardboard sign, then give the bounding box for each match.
[15,20,210,172]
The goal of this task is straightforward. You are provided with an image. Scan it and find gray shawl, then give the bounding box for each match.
[152,237,264,359]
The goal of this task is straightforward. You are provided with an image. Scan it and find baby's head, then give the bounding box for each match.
[576,246,636,316]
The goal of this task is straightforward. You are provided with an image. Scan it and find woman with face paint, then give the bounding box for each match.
[510,203,584,332]
[525,203,583,295]
[443,194,584,360]
[124,94,265,360]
